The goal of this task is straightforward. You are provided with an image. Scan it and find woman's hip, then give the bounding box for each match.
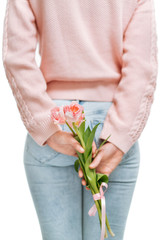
[23,98,140,169]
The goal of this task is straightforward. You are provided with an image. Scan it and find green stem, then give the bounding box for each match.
[79,160,88,185]
[65,121,77,137]
[105,215,115,237]
[90,187,102,224]
[99,134,111,148]
[90,186,108,238]
[95,135,111,157]
[72,122,86,149]
[82,169,110,238]
[96,185,114,237]
[95,185,115,237]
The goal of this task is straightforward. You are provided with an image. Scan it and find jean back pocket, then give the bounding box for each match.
[25,125,65,164]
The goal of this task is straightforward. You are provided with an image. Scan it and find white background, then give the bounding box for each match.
[0,1,160,239]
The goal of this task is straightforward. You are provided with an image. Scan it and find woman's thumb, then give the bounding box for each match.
[89,152,102,169]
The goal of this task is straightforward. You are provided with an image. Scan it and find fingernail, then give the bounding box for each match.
[80,147,84,152]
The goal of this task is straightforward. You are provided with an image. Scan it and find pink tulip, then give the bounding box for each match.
[50,101,85,128]
[63,101,85,128]
[74,113,85,127]
[50,106,66,124]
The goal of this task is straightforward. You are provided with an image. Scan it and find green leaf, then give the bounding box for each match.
[76,150,84,163]
[72,122,79,134]
[65,120,77,137]
[74,135,80,143]
[84,151,98,192]
[98,134,111,149]
[85,148,92,165]
[78,120,86,137]
[93,134,111,159]
[72,122,85,149]
[79,159,89,186]
[84,122,100,160]
[84,126,91,145]
[96,173,109,185]
[74,159,80,172]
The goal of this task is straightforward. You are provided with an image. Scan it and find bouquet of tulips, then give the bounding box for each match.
[50,101,115,239]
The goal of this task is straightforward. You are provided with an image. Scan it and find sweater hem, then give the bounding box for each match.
[46,80,118,101]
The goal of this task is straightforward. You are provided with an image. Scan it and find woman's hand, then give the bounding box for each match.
[46,130,97,158]
[46,130,85,157]
[78,141,124,190]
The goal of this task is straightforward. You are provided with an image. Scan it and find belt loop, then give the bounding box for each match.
[74,99,80,103]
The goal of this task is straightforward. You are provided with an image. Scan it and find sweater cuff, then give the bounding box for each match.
[29,115,63,146]
[99,123,134,154]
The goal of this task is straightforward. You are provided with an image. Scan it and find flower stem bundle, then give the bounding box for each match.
[50,101,115,239]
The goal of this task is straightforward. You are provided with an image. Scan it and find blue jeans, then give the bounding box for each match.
[23,99,140,240]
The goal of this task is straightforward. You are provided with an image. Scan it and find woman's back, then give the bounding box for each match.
[2,0,157,152]
[2,1,158,239]
[24,0,139,101]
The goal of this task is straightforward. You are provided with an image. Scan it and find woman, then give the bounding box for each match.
[2,0,158,239]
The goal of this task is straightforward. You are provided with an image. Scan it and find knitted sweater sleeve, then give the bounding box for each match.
[99,0,158,154]
[2,0,62,146]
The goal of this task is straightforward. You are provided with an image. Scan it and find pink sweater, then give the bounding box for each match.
[2,0,158,154]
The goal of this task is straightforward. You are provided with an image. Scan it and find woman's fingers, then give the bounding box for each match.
[70,137,85,153]
[78,167,90,190]
[92,140,97,157]
[78,168,86,185]
[82,179,90,190]
[89,151,103,169]
[78,167,83,178]
[74,142,85,153]
[81,179,90,191]
[81,178,86,185]
[78,141,98,190]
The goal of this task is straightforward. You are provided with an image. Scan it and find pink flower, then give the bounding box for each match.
[50,106,66,124]
[75,112,85,127]
[50,101,85,128]
[63,101,85,128]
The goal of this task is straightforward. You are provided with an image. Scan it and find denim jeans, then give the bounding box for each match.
[23,99,140,240]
